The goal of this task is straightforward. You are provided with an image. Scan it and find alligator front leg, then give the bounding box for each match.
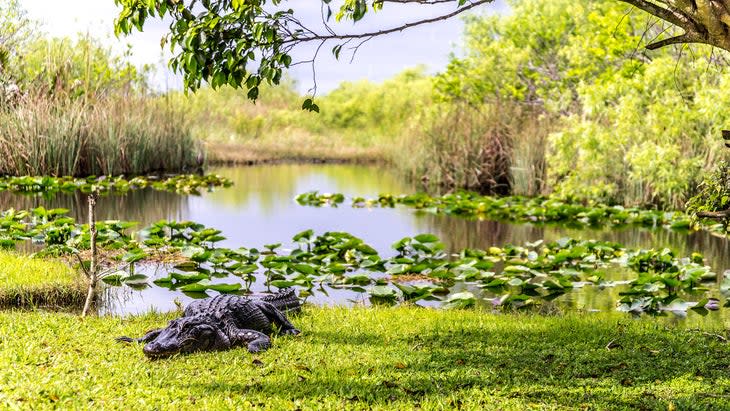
[116,328,163,344]
[231,328,272,353]
[259,302,301,335]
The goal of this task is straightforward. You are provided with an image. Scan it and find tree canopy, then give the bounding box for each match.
[114,0,491,110]
[114,0,730,107]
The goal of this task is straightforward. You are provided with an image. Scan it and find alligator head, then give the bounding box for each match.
[143,316,231,359]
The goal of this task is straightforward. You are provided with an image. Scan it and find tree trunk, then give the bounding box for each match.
[619,0,730,51]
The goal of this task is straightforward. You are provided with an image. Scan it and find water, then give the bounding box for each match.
[4,164,730,325]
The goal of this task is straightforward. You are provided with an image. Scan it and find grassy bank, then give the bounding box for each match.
[1,307,728,409]
[0,251,82,309]
[205,140,382,165]
[180,69,431,165]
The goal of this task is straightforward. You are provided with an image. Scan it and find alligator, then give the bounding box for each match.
[117,288,301,358]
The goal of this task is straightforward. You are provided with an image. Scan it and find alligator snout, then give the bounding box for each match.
[142,341,179,359]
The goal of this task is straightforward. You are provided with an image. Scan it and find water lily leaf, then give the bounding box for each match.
[206,282,242,293]
[543,280,564,290]
[474,261,494,270]
[179,280,212,292]
[444,292,475,309]
[344,274,372,286]
[122,274,149,285]
[503,265,531,274]
[234,264,258,275]
[171,272,209,283]
[325,263,348,273]
[264,243,282,251]
[153,275,174,285]
[292,229,314,242]
[414,233,439,243]
[356,243,378,255]
[368,285,397,299]
[180,246,205,258]
[386,264,409,275]
[270,280,297,288]
[181,290,209,299]
[191,250,212,263]
[122,250,147,263]
[102,273,124,285]
[481,278,507,288]
[507,278,523,287]
[293,263,316,275]
[394,283,434,301]
[174,261,199,271]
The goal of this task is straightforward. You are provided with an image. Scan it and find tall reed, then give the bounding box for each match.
[0,91,199,176]
[396,101,552,196]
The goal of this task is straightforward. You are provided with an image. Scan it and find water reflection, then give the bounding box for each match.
[2,164,729,325]
[0,189,187,228]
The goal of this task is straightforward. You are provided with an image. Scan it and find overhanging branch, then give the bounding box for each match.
[618,0,694,28]
[284,0,494,45]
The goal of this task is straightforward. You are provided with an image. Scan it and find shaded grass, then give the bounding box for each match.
[1,307,729,409]
[0,252,83,309]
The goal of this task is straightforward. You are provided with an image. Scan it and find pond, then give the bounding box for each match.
[5,164,730,325]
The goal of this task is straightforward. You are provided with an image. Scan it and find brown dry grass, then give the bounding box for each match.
[205,140,383,165]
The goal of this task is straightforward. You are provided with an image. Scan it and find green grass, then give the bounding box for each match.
[1,307,729,409]
[0,252,83,309]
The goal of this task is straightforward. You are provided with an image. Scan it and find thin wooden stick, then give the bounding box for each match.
[81,189,98,317]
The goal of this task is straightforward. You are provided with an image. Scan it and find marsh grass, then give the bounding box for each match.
[0,251,83,309]
[0,307,729,409]
[0,92,200,176]
[181,69,431,165]
[397,102,553,196]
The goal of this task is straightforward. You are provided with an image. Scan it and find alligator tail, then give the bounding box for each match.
[262,288,301,313]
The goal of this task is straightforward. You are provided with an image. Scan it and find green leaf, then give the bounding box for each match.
[368,285,397,299]
[121,274,149,285]
[293,263,316,275]
[414,233,439,243]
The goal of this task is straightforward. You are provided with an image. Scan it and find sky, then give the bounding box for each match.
[19,0,507,94]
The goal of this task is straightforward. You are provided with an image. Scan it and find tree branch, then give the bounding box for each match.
[618,0,695,28]
[645,32,703,48]
[696,209,730,219]
[285,0,493,45]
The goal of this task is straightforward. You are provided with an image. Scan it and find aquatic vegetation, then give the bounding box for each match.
[298,191,699,231]
[0,202,719,316]
[59,219,723,315]
[0,174,233,196]
[295,191,345,207]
